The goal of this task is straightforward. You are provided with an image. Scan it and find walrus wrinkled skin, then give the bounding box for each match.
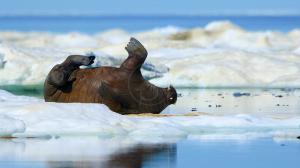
[44,38,177,114]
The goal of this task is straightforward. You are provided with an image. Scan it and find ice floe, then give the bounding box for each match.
[0,90,299,140]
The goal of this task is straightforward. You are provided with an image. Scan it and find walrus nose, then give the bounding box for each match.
[167,85,177,104]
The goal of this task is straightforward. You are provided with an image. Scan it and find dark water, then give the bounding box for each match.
[0,138,299,168]
[0,15,299,33]
[0,85,43,97]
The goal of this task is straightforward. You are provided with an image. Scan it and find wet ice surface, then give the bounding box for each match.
[166,88,300,118]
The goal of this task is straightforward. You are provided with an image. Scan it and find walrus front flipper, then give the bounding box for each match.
[65,55,95,67]
[47,65,69,87]
[120,37,148,71]
[46,55,95,87]
[44,55,96,101]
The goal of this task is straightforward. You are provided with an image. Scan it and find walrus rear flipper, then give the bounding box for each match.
[120,37,148,71]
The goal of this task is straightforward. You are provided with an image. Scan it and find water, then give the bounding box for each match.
[0,85,43,97]
[0,15,299,33]
[0,138,299,168]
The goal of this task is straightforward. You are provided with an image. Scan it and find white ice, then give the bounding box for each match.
[0,90,299,140]
[0,21,300,87]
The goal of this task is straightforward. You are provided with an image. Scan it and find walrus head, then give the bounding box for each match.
[165,85,177,104]
[134,84,177,114]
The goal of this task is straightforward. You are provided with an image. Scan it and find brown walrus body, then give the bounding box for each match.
[44,38,177,114]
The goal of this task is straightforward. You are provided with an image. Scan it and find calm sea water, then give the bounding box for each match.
[0,15,299,33]
[0,138,299,168]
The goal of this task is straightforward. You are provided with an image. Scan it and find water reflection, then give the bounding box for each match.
[0,137,177,168]
[103,144,176,168]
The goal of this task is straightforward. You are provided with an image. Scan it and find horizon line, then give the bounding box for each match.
[0,10,300,17]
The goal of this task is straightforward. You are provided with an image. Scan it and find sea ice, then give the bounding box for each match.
[0,90,299,140]
[0,21,299,87]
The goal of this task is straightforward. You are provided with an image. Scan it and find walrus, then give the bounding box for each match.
[44,38,177,114]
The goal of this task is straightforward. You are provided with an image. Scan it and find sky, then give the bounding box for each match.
[0,0,300,15]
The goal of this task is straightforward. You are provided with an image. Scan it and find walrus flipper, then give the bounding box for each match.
[46,55,95,87]
[47,65,69,87]
[120,37,148,71]
[65,55,95,67]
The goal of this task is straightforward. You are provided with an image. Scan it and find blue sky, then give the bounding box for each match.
[1,0,300,15]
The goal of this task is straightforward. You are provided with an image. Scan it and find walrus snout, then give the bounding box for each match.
[167,85,177,104]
